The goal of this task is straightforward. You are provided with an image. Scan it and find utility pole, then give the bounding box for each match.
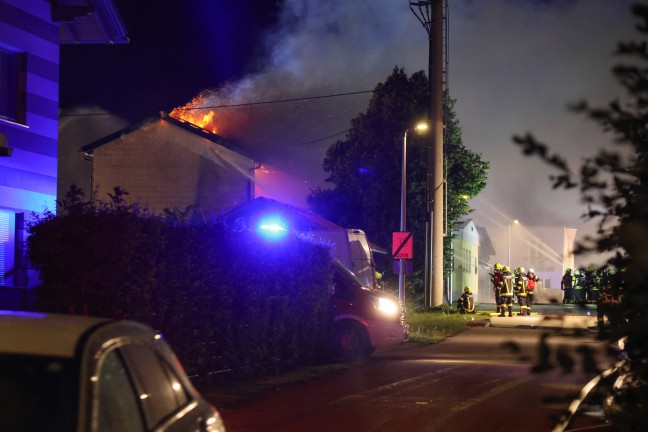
[410,0,446,306]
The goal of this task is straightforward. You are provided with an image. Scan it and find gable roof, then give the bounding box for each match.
[453,219,474,231]
[80,113,257,161]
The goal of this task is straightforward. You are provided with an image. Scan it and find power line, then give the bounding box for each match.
[294,129,351,146]
[174,89,374,111]
[60,89,374,117]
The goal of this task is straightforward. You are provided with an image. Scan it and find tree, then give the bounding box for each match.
[513,4,648,428]
[308,67,489,301]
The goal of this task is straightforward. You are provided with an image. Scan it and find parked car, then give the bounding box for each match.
[0,310,226,432]
[330,259,409,360]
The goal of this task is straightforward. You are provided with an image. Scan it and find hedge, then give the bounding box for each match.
[26,188,335,386]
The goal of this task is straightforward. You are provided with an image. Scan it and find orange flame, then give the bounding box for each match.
[169,93,219,134]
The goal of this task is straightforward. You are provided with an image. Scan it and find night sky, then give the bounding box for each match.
[59,0,639,266]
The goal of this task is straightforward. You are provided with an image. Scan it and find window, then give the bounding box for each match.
[0,212,8,286]
[120,345,191,429]
[97,350,145,432]
[0,48,26,124]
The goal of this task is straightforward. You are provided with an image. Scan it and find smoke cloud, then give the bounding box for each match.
[174,0,635,265]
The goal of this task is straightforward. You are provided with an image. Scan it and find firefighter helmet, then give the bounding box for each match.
[464,285,471,293]
[519,267,526,274]
[528,268,534,274]
[494,263,502,271]
[503,266,510,273]
[566,268,572,273]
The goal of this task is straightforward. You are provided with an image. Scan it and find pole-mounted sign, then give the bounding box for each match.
[392,232,413,260]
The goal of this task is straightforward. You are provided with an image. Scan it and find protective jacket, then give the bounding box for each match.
[561,273,573,290]
[515,273,528,297]
[457,292,475,314]
[527,272,539,293]
[500,272,514,298]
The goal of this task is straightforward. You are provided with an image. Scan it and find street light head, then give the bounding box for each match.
[514,219,519,224]
[414,122,429,132]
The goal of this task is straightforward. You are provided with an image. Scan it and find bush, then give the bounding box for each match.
[27,187,335,386]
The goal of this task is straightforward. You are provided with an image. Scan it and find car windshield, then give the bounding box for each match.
[0,354,77,432]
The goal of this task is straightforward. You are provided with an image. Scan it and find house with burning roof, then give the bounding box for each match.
[80,114,259,217]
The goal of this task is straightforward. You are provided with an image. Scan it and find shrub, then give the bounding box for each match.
[27,187,334,386]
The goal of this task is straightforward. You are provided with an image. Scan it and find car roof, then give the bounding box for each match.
[0,310,111,358]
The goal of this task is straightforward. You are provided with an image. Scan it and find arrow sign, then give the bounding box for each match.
[392,232,413,259]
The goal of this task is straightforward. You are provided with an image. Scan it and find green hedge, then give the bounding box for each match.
[26,189,334,386]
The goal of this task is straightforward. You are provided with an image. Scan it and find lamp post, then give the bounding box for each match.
[399,122,429,303]
[508,219,519,268]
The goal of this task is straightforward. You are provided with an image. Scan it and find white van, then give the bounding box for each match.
[310,229,377,288]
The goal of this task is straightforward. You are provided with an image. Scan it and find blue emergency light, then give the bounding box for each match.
[256,216,289,240]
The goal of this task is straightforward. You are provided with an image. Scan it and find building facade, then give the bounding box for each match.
[81,115,257,218]
[450,219,480,302]
[0,0,126,304]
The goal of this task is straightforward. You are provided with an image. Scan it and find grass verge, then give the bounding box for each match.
[406,307,491,342]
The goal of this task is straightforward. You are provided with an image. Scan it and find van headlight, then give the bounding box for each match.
[374,297,399,316]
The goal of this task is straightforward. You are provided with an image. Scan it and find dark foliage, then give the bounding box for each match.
[513,4,648,429]
[307,67,489,301]
[27,187,334,387]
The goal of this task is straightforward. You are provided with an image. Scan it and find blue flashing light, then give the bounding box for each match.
[358,167,374,174]
[257,216,289,240]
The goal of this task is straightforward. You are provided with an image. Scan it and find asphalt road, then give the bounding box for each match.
[218,312,613,432]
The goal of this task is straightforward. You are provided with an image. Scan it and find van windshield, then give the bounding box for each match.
[332,260,370,289]
[0,354,77,431]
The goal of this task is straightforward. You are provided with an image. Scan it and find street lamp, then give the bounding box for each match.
[508,219,519,268]
[399,122,429,303]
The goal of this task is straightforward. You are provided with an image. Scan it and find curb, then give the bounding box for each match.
[467,319,490,327]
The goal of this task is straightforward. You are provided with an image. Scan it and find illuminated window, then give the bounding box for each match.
[0,48,27,124]
[0,211,8,286]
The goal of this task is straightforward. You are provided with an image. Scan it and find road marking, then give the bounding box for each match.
[425,377,534,432]
[330,366,460,405]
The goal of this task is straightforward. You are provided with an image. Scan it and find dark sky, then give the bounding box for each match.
[60,0,282,122]
[59,0,639,267]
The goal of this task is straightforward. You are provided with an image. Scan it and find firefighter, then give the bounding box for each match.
[573,268,585,302]
[498,266,514,317]
[514,267,529,316]
[457,285,475,314]
[526,268,539,314]
[584,266,599,303]
[561,268,574,303]
[491,263,504,314]
[596,268,622,339]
